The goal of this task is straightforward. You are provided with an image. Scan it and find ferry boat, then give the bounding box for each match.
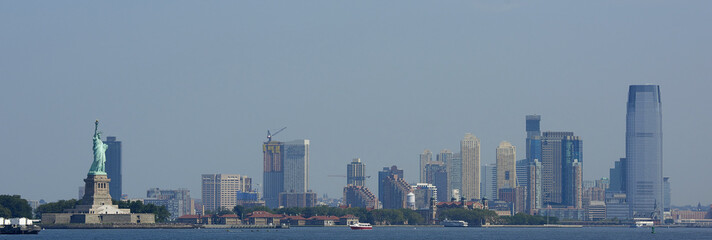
[631,218,655,228]
[349,222,373,230]
[0,218,41,234]
[442,219,468,227]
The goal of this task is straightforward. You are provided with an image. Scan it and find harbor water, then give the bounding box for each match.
[2,226,712,240]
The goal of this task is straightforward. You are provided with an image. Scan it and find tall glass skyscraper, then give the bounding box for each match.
[104,136,122,201]
[347,158,366,187]
[283,139,309,193]
[447,153,462,200]
[526,115,542,163]
[263,140,284,208]
[626,85,663,218]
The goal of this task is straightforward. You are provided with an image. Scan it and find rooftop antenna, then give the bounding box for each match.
[267,127,286,142]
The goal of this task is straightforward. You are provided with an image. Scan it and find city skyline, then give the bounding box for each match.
[1,1,711,206]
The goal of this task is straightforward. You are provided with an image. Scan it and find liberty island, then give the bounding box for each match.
[40,121,154,225]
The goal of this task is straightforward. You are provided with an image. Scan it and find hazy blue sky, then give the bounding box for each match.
[1,1,710,205]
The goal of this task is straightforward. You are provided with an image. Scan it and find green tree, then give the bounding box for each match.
[438,208,498,226]
[370,209,405,225]
[114,200,171,222]
[0,205,11,218]
[233,205,246,219]
[244,206,273,214]
[398,209,425,225]
[34,199,80,218]
[217,207,234,216]
[0,195,32,218]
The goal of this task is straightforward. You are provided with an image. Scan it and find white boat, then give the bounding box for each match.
[349,222,373,230]
[442,219,468,227]
[0,218,41,234]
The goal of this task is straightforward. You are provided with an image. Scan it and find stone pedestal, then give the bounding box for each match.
[65,174,130,215]
[82,174,113,206]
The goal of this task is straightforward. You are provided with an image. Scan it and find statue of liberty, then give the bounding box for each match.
[88,120,108,175]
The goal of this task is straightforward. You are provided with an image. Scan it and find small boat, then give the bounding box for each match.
[442,219,468,227]
[349,222,373,230]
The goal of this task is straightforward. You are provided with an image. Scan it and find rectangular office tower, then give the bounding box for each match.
[104,136,122,201]
[626,85,663,218]
[496,141,517,193]
[263,141,284,208]
[562,136,583,208]
[526,115,542,163]
[480,163,497,200]
[447,153,462,200]
[541,131,583,207]
[378,166,411,209]
[347,158,366,187]
[201,174,252,212]
[461,134,481,201]
[283,139,309,193]
[419,150,433,183]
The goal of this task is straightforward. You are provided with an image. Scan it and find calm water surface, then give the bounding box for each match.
[1,227,711,240]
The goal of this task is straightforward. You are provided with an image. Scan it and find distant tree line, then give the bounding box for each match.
[437,208,557,226]
[113,200,171,222]
[34,199,80,218]
[228,205,426,225]
[0,195,33,218]
[230,205,426,225]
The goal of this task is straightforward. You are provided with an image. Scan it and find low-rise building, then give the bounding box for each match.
[176,215,200,224]
[215,214,241,225]
[281,215,307,226]
[671,210,707,220]
[538,208,586,221]
[246,211,283,225]
[307,216,339,226]
[587,201,606,221]
[339,215,359,225]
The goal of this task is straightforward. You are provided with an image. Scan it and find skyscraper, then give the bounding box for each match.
[283,139,309,193]
[347,158,366,187]
[419,150,432,183]
[145,188,192,219]
[263,140,284,208]
[481,163,497,200]
[378,166,403,202]
[562,136,583,207]
[104,136,122,201]
[378,166,411,209]
[663,177,671,212]
[527,159,542,213]
[496,141,517,194]
[608,158,627,193]
[526,115,542,162]
[541,131,573,205]
[516,159,529,188]
[436,149,453,201]
[343,185,378,209]
[572,160,583,209]
[461,133,481,200]
[424,161,448,202]
[447,152,462,200]
[201,174,252,212]
[626,85,663,218]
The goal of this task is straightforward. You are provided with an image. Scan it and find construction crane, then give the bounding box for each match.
[267,127,287,142]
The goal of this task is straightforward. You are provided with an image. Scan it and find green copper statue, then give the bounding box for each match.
[88,120,108,175]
